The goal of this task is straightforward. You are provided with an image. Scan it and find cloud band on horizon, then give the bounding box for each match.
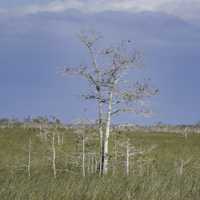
[1,0,200,22]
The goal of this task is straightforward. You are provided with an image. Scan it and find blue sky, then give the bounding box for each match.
[0,0,200,124]
[0,0,51,8]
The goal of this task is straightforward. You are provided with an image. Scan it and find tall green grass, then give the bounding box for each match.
[0,127,200,200]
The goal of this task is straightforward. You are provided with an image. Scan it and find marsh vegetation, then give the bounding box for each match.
[1,126,200,200]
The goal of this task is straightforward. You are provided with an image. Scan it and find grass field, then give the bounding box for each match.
[0,127,200,200]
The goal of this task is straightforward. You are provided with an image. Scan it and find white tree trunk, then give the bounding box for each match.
[88,44,104,175]
[179,160,184,176]
[28,137,31,177]
[39,125,42,139]
[98,101,104,176]
[52,132,57,178]
[98,106,104,176]
[184,128,188,140]
[57,133,61,145]
[103,91,113,175]
[82,136,85,177]
[126,140,130,176]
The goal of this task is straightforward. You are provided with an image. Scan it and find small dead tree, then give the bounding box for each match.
[184,127,189,140]
[175,158,192,176]
[50,117,63,178]
[33,116,49,142]
[75,127,86,177]
[27,137,31,177]
[118,140,157,176]
[74,120,90,177]
[52,117,62,145]
[63,30,158,175]
[52,116,62,145]
[126,139,130,176]
[82,134,86,177]
[52,131,57,178]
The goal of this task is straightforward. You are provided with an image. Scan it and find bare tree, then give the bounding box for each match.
[52,117,62,145]
[184,127,189,140]
[82,133,86,177]
[27,136,31,177]
[75,127,86,177]
[63,30,158,175]
[126,139,130,176]
[73,119,90,177]
[52,131,57,178]
[175,158,192,176]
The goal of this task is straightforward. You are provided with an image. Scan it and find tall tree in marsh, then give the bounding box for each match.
[63,30,158,175]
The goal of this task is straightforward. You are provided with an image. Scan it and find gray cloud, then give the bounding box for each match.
[1,0,200,23]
